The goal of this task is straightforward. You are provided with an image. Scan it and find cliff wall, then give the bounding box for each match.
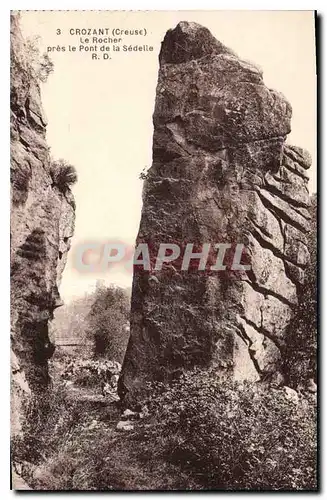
[10,13,75,435]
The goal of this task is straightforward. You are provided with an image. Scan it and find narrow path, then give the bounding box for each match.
[65,384,119,404]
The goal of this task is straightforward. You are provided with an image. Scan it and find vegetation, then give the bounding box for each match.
[52,283,130,363]
[25,35,54,83]
[86,284,130,362]
[50,159,78,193]
[11,384,81,470]
[11,162,31,205]
[14,198,316,491]
[61,358,120,394]
[286,193,317,387]
[139,371,317,491]
[52,293,94,345]
[17,369,316,491]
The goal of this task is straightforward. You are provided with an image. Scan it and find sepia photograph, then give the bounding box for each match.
[10,9,317,491]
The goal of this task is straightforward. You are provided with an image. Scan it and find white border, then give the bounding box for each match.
[3,1,327,10]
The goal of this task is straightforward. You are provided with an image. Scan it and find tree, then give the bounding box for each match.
[86,284,130,363]
[52,293,94,344]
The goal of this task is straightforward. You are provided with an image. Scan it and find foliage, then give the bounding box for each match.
[28,412,162,491]
[51,283,131,364]
[52,293,94,345]
[50,159,78,192]
[87,284,130,362]
[137,370,317,491]
[25,35,54,83]
[286,193,317,386]
[25,369,317,491]
[11,383,82,470]
[139,167,149,180]
[11,162,31,205]
[38,54,54,83]
[61,357,121,393]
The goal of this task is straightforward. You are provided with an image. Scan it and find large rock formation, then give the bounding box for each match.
[10,14,75,436]
[119,22,311,402]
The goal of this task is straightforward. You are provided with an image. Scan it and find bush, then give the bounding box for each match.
[52,284,130,364]
[25,36,54,83]
[11,161,31,205]
[138,369,317,491]
[11,383,82,470]
[61,358,121,394]
[87,284,130,362]
[26,369,317,491]
[50,159,78,192]
[27,396,182,491]
[285,193,317,387]
[38,53,54,83]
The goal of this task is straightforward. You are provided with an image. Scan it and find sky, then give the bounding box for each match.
[20,10,317,303]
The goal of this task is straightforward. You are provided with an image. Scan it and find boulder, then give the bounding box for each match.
[116,420,134,431]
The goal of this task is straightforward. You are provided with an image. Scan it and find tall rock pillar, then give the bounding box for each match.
[119,22,311,403]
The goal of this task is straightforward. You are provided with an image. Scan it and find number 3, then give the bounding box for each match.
[56,29,61,35]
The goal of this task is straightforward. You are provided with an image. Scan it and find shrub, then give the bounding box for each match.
[11,162,31,205]
[50,159,78,192]
[11,383,82,471]
[25,36,54,83]
[138,369,317,491]
[37,53,54,83]
[52,293,95,346]
[61,358,121,396]
[27,369,317,491]
[51,284,130,366]
[27,397,182,491]
[285,193,317,387]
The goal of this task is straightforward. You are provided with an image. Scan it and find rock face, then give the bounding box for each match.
[10,13,75,436]
[119,22,311,402]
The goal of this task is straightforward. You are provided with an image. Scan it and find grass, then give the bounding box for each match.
[14,363,317,491]
[50,160,77,192]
